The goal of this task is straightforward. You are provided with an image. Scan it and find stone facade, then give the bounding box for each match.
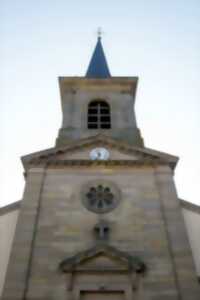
[2,142,200,299]
[56,78,143,147]
[2,38,200,299]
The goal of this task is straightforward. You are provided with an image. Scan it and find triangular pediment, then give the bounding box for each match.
[59,245,146,273]
[76,253,130,272]
[22,134,178,170]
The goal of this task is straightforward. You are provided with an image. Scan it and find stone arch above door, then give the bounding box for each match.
[59,245,146,300]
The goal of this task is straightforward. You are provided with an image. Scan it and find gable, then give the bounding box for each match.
[55,146,139,161]
[77,254,129,271]
[22,135,178,170]
[59,245,146,273]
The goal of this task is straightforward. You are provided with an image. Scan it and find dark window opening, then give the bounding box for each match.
[100,108,109,114]
[88,123,98,129]
[88,116,98,122]
[100,116,110,122]
[88,100,111,129]
[101,123,111,129]
[88,108,98,114]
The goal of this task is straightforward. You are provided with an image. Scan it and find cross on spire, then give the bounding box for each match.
[97,27,103,39]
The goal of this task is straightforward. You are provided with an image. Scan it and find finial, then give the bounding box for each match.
[97,27,103,40]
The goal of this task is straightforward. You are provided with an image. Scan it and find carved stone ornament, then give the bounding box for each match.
[59,245,146,274]
[82,180,121,214]
[59,244,146,297]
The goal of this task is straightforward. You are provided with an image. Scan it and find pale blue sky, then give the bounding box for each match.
[1,0,200,207]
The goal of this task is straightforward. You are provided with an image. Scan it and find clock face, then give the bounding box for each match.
[90,148,110,161]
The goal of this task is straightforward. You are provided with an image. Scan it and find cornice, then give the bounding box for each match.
[58,77,138,86]
[29,159,169,167]
[22,134,178,171]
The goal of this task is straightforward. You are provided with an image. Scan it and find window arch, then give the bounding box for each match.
[88,100,111,129]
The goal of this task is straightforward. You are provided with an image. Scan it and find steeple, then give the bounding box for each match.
[56,33,144,147]
[86,36,111,78]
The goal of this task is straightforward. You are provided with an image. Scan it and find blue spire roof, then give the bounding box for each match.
[86,37,111,78]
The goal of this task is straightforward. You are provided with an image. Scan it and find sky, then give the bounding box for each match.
[0,0,200,207]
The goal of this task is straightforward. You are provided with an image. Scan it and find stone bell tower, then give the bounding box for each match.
[2,36,200,300]
[56,36,143,147]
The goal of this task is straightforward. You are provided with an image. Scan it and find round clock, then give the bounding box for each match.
[90,148,110,161]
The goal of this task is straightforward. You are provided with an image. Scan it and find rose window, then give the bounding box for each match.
[82,181,120,214]
[86,185,114,210]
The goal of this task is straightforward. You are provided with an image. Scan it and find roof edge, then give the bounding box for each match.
[21,134,178,168]
[180,199,200,214]
[58,76,138,84]
[0,200,21,216]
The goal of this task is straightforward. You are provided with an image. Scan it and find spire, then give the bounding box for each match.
[86,34,111,78]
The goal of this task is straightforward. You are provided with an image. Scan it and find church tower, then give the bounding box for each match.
[2,36,200,300]
[56,36,143,147]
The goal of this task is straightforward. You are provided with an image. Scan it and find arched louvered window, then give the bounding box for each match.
[88,101,111,129]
